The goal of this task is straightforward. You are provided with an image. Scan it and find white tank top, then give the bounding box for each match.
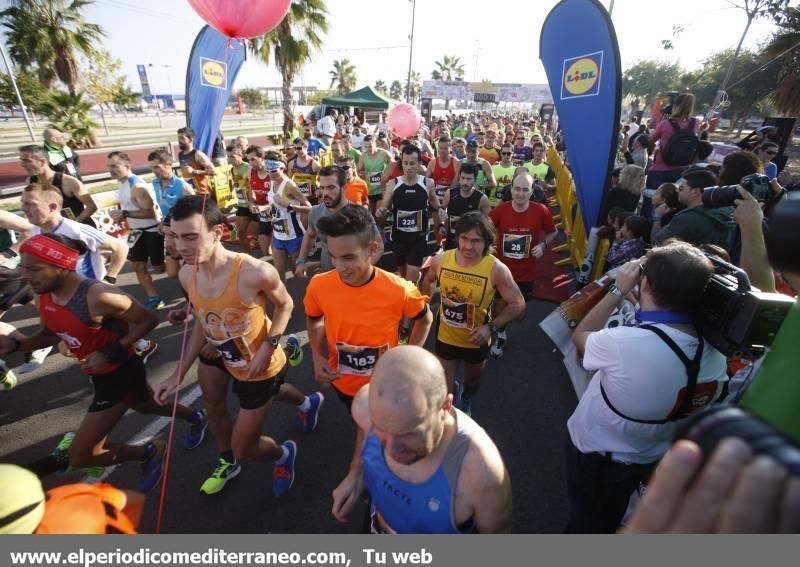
[270,178,305,241]
[118,175,162,231]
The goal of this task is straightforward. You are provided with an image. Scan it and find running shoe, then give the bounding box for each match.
[184,409,209,450]
[144,296,164,311]
[490,330,507,359]
[272,441,297,497]
[17,346,53,374]
[0,361,17,390]
[200,457,241,495]
[137,439,166,493]
[51,432,105,477]
[461,396,473,417]
[135,340,158,364]
[398,327,410,346]
[285,334,304,367]
[300,392,324,434]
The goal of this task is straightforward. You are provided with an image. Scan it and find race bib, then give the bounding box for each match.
[503,233,532,260]
[336,342,388,377]
[126,229,142,247]
[396,210,423,233]
[298,183,311,196]
[258,209,271,223]
[207,336,253,368]
[272,217,290,235]
[435,186,448,206]
[235,187,246,201]
[441,296,475,329]
[369,173,382,185]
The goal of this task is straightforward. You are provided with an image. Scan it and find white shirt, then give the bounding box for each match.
[567,324,728,464]
[31,218,110,280]
[317,115,336,137]
[351,133,365,150]
[118,175,161,231]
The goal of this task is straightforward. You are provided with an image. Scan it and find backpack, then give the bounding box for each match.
[661,118,698,166]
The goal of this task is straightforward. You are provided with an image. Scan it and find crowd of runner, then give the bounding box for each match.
[1,105,798,534]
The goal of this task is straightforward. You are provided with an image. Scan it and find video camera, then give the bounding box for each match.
[702,173,772,209]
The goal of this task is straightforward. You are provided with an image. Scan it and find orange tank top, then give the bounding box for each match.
[188,254,286,381]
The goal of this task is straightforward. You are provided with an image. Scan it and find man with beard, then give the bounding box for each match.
[455,141,496,198]
[331,346,512,533]
[440,164,490,250]
[177,127,216,196]
[301,124,327,158]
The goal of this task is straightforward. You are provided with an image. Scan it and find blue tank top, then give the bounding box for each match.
[152,175,187,217]
[362,408,480,534]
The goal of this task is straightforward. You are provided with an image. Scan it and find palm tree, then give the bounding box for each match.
[374,80,388,94]
[329,58,357,95]
[37,91,99,148]
[0,0,106,94]
[406,71,422,104]
[431,55,465,109]
[250,0,329,137]
[763,6,800,115]
[389,80,403,100]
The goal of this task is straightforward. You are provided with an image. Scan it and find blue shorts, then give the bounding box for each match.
[272,235,303,255]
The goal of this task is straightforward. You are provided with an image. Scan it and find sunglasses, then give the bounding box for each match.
[293,146,304,150]
[501,152,512,155]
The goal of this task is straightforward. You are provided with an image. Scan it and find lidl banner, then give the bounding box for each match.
[539,0,621,232]
[185,26,247,157]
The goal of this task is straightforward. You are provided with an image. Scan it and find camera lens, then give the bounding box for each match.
[679,405,800,475]
[702,185,741,208]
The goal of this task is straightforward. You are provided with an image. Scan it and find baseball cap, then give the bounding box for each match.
[0,464,45,534]
[466,140,479,149]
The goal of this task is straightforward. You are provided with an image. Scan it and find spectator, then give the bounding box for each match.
[718,151,762,185]
[624,134,650,169]
[602,165,643,221]
[649,182,682,241]
[755,142,779,181]
[566,242,729,532]
[316,107,338,146]
[653,168,734,248]
[43,127,81,180]
[694,140,714,166]
[606,215,648,270]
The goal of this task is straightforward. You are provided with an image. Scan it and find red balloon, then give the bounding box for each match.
[386,103,421,139]
[187,0,292,39]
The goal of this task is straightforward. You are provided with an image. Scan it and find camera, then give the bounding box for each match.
[692,254,794,358]
[702,173,772,209]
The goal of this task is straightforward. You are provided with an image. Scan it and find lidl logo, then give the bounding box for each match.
[560,51,603,100]
[200,57,227,90]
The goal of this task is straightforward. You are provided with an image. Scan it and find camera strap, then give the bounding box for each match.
[600,324,705,425]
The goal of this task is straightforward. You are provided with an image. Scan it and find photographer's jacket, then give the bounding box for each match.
[653,206,735,248]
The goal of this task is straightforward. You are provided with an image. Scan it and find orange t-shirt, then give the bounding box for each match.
[36,484,137,534]
[344,178,369,206]
[304,267,429,396]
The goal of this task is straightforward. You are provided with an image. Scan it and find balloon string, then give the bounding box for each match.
[155,192,209,534]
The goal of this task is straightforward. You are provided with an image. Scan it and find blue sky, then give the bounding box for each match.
[0,0,790,96]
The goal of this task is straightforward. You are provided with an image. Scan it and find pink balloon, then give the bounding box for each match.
[187,0,292,39]
[386,103,422,139]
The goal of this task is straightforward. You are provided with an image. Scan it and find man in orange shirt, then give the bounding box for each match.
[337,154,369,207]
[304,205,432,493]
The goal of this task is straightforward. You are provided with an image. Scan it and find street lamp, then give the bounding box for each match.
[0,43,36,142]
[149,64,176,113]
[405,0,416,103]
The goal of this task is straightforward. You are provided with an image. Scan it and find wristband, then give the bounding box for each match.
[607,283,625,300]
[296,258,306,265]
[99,342,127,364]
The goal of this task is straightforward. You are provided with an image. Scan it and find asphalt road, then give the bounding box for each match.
[0,251,578,534]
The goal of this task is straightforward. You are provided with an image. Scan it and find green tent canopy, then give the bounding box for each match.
[321,86,398,109]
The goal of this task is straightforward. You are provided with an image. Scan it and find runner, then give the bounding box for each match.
[245,145,274,258]
[441,163,491,250]
[456,141,497,198]
[332,346,512,533]
[304,205,432,498]
[20,145,97,226]
[154,196,322,497]
[521,142,556,195]
[226,144,258,251]
[148,148,193,219]
[377,145,441,285]
[489,172,558,358]
[478,129,501,165]
[0,234,206,488]
[358,134,393,215]
[287,138,321,206]
[511,131,533,166]
[177,127,216,195]
[295,166,383,279]
[265,154,312,283]
[452,137,467,160]
[337,155,369,207]
[491,143,517,207]
[421,212,526,414]
[426,136,460,208]
[301,124,327,158]
[341,134,362,164]
[107,152,165,311]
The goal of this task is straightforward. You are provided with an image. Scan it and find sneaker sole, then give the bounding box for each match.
[184,419,209,450]
[304,394,324,434]
[200,464,242,495]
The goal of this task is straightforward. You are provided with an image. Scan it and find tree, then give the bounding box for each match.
[622,59,683,112]
[389,80,403,100]
[238,87,265,112]
[111,85,140,110]
[329,58,357,95]
[250,0,329,136]
[0,0,106,94]
[80,49,135,133]
[37,91,99,148]
[406,71,421,104]
[431,55,464,109]
[305,89,335,106]
[0,69,50,112]
[763,6,800,115]
[374,80,387,94]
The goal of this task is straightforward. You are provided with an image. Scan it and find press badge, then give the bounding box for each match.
[336,342,388,376]
[503,233,532,260]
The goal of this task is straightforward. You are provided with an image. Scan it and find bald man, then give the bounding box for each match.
[331,346,512,533]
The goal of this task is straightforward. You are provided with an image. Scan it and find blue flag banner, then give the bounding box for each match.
[185,25,247,156]
[539,0,621,232]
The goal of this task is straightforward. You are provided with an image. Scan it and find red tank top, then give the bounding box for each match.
[250,169,271,206]
[40,279,131,375]
[431,158,456,188]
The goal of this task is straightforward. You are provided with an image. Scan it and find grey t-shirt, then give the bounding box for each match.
[309,203,381,271]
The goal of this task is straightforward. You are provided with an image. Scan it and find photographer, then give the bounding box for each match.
[565,242,729,533]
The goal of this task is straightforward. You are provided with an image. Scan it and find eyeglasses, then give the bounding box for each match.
[501,152,512,155]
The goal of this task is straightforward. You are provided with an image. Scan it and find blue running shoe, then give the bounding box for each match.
[272,441,297,497]
[137,439,166,493]
[184,409,208,450]
[300,392,324,434]
[285,334,304,367]
[144,296,164,311]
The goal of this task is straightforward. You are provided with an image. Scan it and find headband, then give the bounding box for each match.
[20,235,79,271]
[265,160,284,172]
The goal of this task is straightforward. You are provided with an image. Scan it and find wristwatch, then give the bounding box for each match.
[607,283,625,299]
[488,322,499,335]
[267,335,281,348]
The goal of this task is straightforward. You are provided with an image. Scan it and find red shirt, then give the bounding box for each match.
[250,169,271,206]
[489,201,556,282]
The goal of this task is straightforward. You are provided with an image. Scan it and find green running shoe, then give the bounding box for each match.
[200,457,242,495]
[285,334,304,367]
[53,432,104,477]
